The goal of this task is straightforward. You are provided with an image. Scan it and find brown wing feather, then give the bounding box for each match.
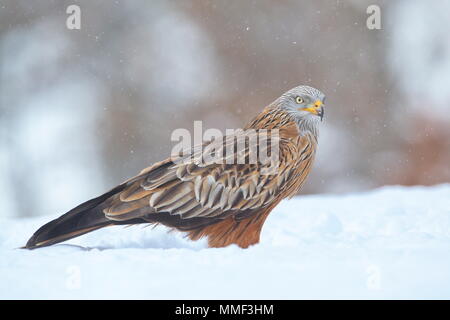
[99,108,317,247]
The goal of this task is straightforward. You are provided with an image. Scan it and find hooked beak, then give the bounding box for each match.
[300,100,324,121]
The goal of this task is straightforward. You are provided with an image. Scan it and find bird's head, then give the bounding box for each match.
[272,85,326,123]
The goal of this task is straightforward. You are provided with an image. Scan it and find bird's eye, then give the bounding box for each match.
[295,96,304,104]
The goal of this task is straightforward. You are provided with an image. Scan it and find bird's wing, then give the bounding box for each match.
[102,129,308,227]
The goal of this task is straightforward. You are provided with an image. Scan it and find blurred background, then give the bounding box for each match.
[1,0,449,218]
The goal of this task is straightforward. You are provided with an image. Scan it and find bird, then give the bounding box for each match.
[24,85,325,249]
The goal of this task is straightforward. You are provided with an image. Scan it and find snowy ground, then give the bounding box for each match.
[1,184,449,299]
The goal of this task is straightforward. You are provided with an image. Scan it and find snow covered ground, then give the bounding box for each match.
[1,184,449,299]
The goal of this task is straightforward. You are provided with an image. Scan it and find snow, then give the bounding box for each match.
[1,184,450,299]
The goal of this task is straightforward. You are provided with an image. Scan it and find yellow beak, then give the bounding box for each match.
[300,100,324,120]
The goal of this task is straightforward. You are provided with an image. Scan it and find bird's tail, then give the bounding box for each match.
[24,185,126,249]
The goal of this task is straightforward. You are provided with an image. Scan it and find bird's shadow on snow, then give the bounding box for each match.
[50,233,208,252]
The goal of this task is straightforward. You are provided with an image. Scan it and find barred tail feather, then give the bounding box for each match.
[24,185,126,249]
